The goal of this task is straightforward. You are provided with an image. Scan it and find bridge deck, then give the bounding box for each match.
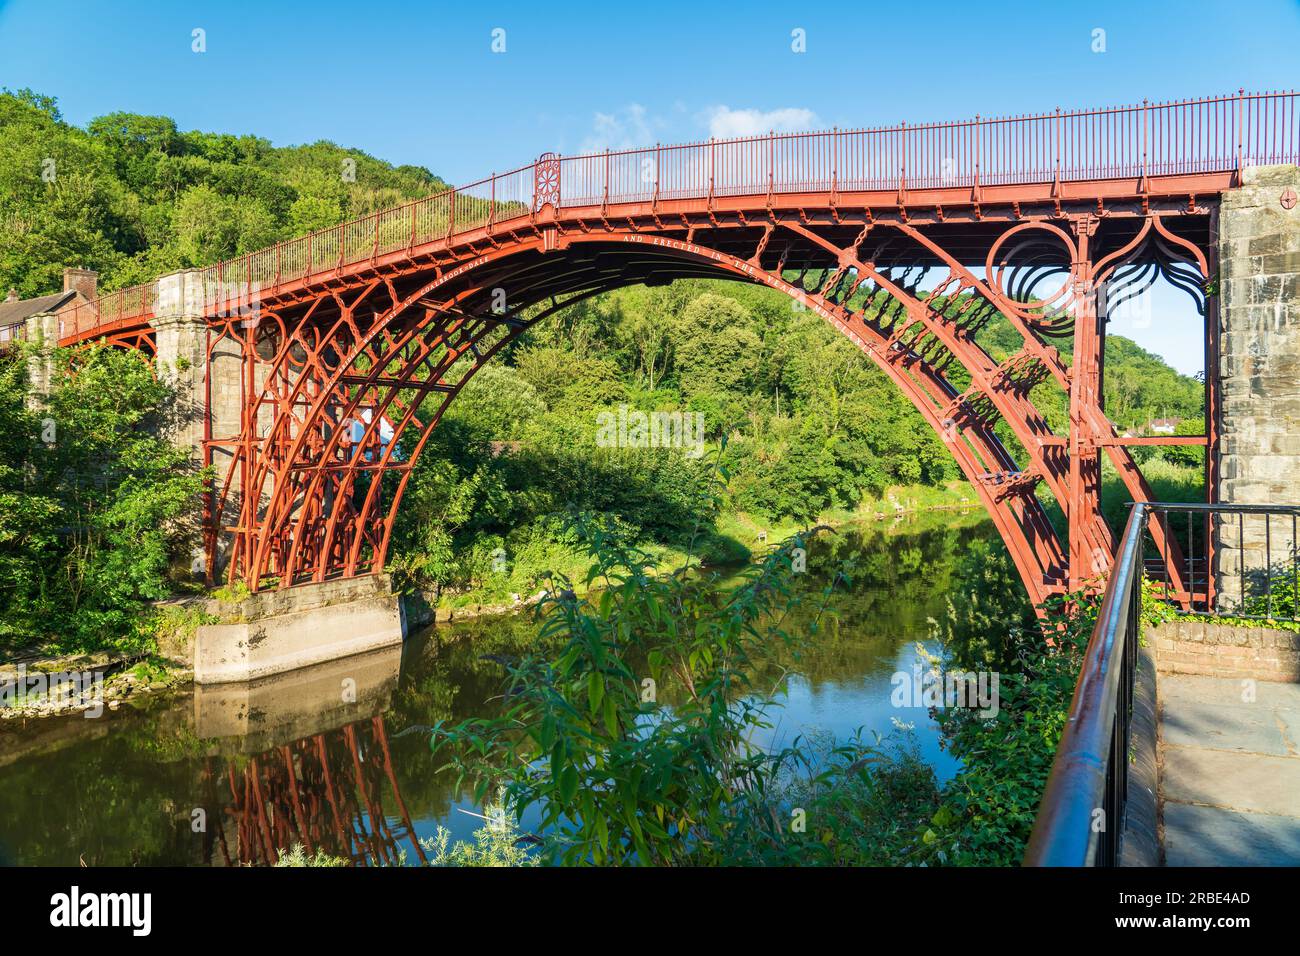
[48,90,1300,346]
[1159,674,1300,866]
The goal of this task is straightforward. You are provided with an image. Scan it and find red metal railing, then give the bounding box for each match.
[61,90,1298,340]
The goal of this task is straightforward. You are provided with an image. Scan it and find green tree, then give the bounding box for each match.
[671,293,761,397]
[0,347,204,651]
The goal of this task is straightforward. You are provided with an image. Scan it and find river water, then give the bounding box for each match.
[0,512,1005,866]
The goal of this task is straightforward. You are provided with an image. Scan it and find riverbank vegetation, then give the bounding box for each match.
[425,505,1095,866]
[0,346,203,656]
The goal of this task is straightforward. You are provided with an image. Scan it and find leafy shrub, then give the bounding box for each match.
[427,504,843,866]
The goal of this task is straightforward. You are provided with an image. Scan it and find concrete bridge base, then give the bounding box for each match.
[193,643,401,749]
[193,575,407,684]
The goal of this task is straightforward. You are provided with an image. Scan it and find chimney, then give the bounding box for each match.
[63,267,98,301]
[5,288,17,303]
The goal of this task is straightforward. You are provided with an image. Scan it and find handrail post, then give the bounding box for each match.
[767,131,774,204]
[1054,107,1061,183]
[831,126,838,195]
[896,120,908,204]
[1235,87,1244,179]
[1141,98,1150,183]
[653,144,660,208]
[708,137,715,207]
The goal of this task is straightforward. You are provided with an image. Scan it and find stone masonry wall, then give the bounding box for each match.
[1148,619,1300,682]
[153,269,247,577]
[1214,164,1300,607]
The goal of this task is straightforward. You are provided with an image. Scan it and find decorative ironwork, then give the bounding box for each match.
[52,91,1282,609]
[58,91,1298,340]
[533,152,561,212]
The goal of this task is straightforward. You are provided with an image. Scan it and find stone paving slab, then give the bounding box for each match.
[1163,745,1300,815]
[1164,803,1300,866]
[1161,701,1292,755]
[1159,673,1300,866]
[1161,674,1300,711]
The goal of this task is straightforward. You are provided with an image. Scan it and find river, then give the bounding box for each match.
[0,512,1011,866]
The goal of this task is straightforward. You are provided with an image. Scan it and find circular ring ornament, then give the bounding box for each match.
[985,222,1078,325]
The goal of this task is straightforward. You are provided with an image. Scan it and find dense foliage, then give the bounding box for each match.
[429,500,850,865]
[0,347,203,653]
[0,88,446,296]
[425,500,1101,866]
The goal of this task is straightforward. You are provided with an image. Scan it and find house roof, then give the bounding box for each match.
[0,290,76,328]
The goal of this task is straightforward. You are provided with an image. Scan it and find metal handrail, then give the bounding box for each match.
[1024,502,1147,866]
[1026,499,1300,864]
[1140,502,1300,515]
[61,90,1299,339]
[1144,501,1300,621]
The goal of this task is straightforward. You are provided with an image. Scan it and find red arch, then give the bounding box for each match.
[225,229,1079,607]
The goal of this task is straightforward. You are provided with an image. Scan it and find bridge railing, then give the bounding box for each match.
[1025,500,1300,865]
[61,90,1298,339]
[1024,501,1147,867]
[1144,501,1300,622]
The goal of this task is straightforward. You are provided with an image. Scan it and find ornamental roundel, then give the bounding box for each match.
[533,152,561,212]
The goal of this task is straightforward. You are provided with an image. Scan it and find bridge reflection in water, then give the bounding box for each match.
[192,646,426,867]
[0,518,992,867]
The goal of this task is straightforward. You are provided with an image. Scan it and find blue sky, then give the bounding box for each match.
[2,0,1298,373]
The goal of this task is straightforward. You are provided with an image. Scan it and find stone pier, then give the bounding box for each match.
[148,269,408,683]
[1214,164,1300,607]
[22,310,59,410]
[194,575,407,685]
[153,270,228,579]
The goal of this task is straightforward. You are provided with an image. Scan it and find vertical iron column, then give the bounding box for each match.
[1069,216,1104,590]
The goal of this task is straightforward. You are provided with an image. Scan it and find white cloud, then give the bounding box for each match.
[700,106,820,139]
[575,104,822,155]
[580,104,666,153]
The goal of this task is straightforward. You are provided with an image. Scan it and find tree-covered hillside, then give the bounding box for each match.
[0,88,447,296]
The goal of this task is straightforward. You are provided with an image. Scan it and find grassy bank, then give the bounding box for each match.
[418,481,982,612]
